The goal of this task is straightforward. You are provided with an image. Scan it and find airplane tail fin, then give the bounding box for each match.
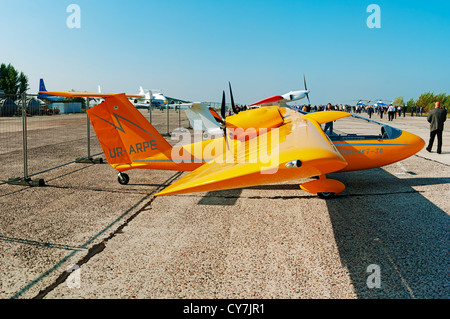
[184,103,222,135]
[87,94,173,169]
[139,86,145,95]
[39,78,47,92]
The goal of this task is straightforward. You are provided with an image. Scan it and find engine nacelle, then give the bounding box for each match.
[282,90,307,101]
[226,106,284,141]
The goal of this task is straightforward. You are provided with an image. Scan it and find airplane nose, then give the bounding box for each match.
[402,130,425,156]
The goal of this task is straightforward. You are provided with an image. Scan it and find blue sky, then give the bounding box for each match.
[1,0,449,105]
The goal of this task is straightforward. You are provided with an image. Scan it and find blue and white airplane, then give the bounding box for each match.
[37,79,66,102]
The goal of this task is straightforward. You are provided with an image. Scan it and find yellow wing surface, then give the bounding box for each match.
[47,91,351,196]
[155,108,349,196]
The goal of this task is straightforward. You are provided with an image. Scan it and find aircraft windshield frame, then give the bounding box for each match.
[288,107,402,141]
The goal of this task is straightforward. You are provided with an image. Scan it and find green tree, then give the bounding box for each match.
[443,94,450,110]
[392,96,404,106]
[416,92,435,112]
[406,98,415,112]
[18,72,29,95]
[0,63,29,98]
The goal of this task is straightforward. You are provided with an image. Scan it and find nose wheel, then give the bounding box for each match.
[118,172,130,185]
[300,176,344,199]
[317,192,336,199]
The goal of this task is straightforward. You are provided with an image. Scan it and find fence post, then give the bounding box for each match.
[21,92,28,180]
[86,97,91,158]
[7,93,44,186]
[148,89,152,124]
[75,97,103,164]
[165,101,170,136]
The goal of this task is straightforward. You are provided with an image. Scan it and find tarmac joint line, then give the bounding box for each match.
[11,171,184,299]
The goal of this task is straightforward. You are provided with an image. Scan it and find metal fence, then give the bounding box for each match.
[0,93,197,192]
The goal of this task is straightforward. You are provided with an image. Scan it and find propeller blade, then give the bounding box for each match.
[221,90,227,120]
[304,75,311,104]
[221,90,230,150]
[229,81,238,114]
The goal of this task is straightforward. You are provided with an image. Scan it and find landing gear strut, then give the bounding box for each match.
[118,172,130,185]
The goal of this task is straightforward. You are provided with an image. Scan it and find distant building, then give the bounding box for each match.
[50,102,82,114]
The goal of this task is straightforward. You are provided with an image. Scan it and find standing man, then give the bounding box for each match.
[388,104,395,121]
[323,103,334,135]
[426,102,447,154]
[367,105,374,118]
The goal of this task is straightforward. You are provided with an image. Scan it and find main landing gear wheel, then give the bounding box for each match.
[317,192,336,199]
[118,173,129,185]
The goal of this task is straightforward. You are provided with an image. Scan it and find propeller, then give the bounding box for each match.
[208,82,239,150]
[221,89,230,150]
[303,74,311,104]
[208,88,230,150]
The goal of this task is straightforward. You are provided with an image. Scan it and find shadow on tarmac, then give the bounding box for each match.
[196,168,449,298]
[325,168,449,298]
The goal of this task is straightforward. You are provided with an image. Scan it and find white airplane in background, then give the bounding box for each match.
[249,75,311,108]
[183,77,312,136]
[131,86,191,108]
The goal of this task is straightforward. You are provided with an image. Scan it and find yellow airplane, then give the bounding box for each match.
[41,88,425,199]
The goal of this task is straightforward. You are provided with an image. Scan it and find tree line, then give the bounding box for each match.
[0,63,29,99]
[392,92,450,112]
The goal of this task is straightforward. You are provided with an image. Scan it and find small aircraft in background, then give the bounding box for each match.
[249,75,311,108]
[132,86,191,109]
[373,99,392,109]
[41,84,425,199]
[37,79,65,102]
[354,99,371,107]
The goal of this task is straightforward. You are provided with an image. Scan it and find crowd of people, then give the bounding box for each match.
[290,102,447,154]
[292,103,433,121]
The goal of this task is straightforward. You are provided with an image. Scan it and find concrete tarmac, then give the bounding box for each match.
[0,109,448,300]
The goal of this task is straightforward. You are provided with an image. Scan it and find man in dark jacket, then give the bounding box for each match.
[426,102,447,154]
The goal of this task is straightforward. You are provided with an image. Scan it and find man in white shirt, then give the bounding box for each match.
[388,105,396,121]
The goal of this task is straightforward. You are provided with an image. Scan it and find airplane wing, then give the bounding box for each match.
[39,91,144,99]
[165,96,191,104]
[155,108,348,196]
[249,95,284,106]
